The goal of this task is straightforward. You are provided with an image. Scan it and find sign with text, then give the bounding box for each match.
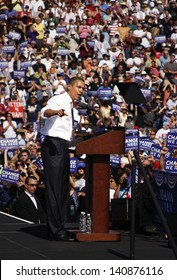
[139,137,153,151]
[98,88,113,100]
[8,32,21,40]
[0,61,8,68]
[0,168,20,184]
[3,46,15,53]
[14,70,25,79]
[87,90,98,97]
[125,135,138,152]
[150,144,171,161]
[166,132,177,149]
[165,158,177,173]
[110,154,120,168]
[155,35,166,44]
[153,170,177,214]
[56,26,67,34]
[140,88,151,101]
[70,157,78,174]
[58,48,69,56]
[20,60,32,69]
[0,138,19,150]
[8,101,24,118]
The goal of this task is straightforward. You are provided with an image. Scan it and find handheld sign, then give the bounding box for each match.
[0,138,19,150]
[70,157,78,173]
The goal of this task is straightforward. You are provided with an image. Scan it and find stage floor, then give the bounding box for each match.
[0,211,175,260]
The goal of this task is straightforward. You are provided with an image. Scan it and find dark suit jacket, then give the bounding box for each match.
[14,192,46,223]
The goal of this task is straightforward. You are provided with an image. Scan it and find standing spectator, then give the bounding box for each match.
[25,95,41,124]
[3,112,17,138]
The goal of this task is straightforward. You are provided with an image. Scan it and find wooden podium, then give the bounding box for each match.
[75,129,125,241]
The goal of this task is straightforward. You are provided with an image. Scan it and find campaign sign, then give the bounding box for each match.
[150,144,171,160]
[56,26,67,34]
[170,128,177,133]
[87,40,95,49]
[153,170,177,214]
[154,35,166,44]
[162,115,171,124]
[3,46,15,53]
[78,109,87,116]
[7,150,15,159]
[19,41,28,48]
[0,138,19,150]
[112,103,120,111]
[98,89,113,100]
[8,101,24,118]
[58,48,69,56]
[166,132,177,149]
[9,31,21,40]
[140,88,151,102]
[0,61,8,68]
[165,158,177,173]
[126,129,139,136]
[35,158,43,169]
[14,70,25,79]
[0,14,7,20]
[125,135,138,152]
[149,144,162,160]
[70,157,78,173]
[87,90,98,97]
[139,137,153,151]
[0,168,20,184]
[21,60,32,69]
[110,154,120,168]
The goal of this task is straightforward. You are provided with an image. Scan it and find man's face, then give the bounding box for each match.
[68,80,85,101]
[25,178,38,195]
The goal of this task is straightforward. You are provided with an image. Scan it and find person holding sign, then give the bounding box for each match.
[40,77,85,241]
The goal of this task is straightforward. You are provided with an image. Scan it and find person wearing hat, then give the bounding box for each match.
[125,113,135,129]
[118,105,128,127]
[166,93,177,115]
[32,54,46,73]
[155,120,170,142]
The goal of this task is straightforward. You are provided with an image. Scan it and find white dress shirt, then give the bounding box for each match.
[25,191,38,209]
[40,92,73,141]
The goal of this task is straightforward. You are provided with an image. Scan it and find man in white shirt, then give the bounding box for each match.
[40,77,85,241]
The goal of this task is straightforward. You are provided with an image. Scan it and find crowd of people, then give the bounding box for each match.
[0,0,177,233]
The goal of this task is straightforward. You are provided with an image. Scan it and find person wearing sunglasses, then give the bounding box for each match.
[14,176,46,223]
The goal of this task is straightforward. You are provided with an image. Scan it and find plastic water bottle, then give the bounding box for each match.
[86,213,92,233]
[79,211,86,232]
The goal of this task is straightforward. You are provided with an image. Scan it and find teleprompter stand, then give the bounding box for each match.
[75,129,125,241]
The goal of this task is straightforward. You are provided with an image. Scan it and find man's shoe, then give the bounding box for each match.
[55,232,75,242]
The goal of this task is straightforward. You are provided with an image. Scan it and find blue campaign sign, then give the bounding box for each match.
[112,103,120,111]
[0,138,19,150]
[0,61,8,68]
[14,70,25,79]
[87,90,98,97]
[154,35,166,44]
[139,137,153,151]
[150,144,171,160]
[19,41,28,48]
[87,40,95,49]
[8,31,21,40]
[165,158,177,173]
[56,26,67,34]
[126,129,139,136]
[70,157,78,173]
[21,60,32,69]
[150,144,162,160]
[3,45,15,53]
[110,154,120,168]
[125,135,138,152]
[35,158,43,169]
[0,168,20,184]
[140,88,151,102]
[0,14,7,20]
[170,128,177,133]
[78,109,87,116]
[166,132,177,149]
[153,170,177,214]
[98,88,113,100]
[58,48,69,56]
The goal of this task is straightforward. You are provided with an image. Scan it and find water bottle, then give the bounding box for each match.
[86,213,92,233]
[79,211,86,232]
